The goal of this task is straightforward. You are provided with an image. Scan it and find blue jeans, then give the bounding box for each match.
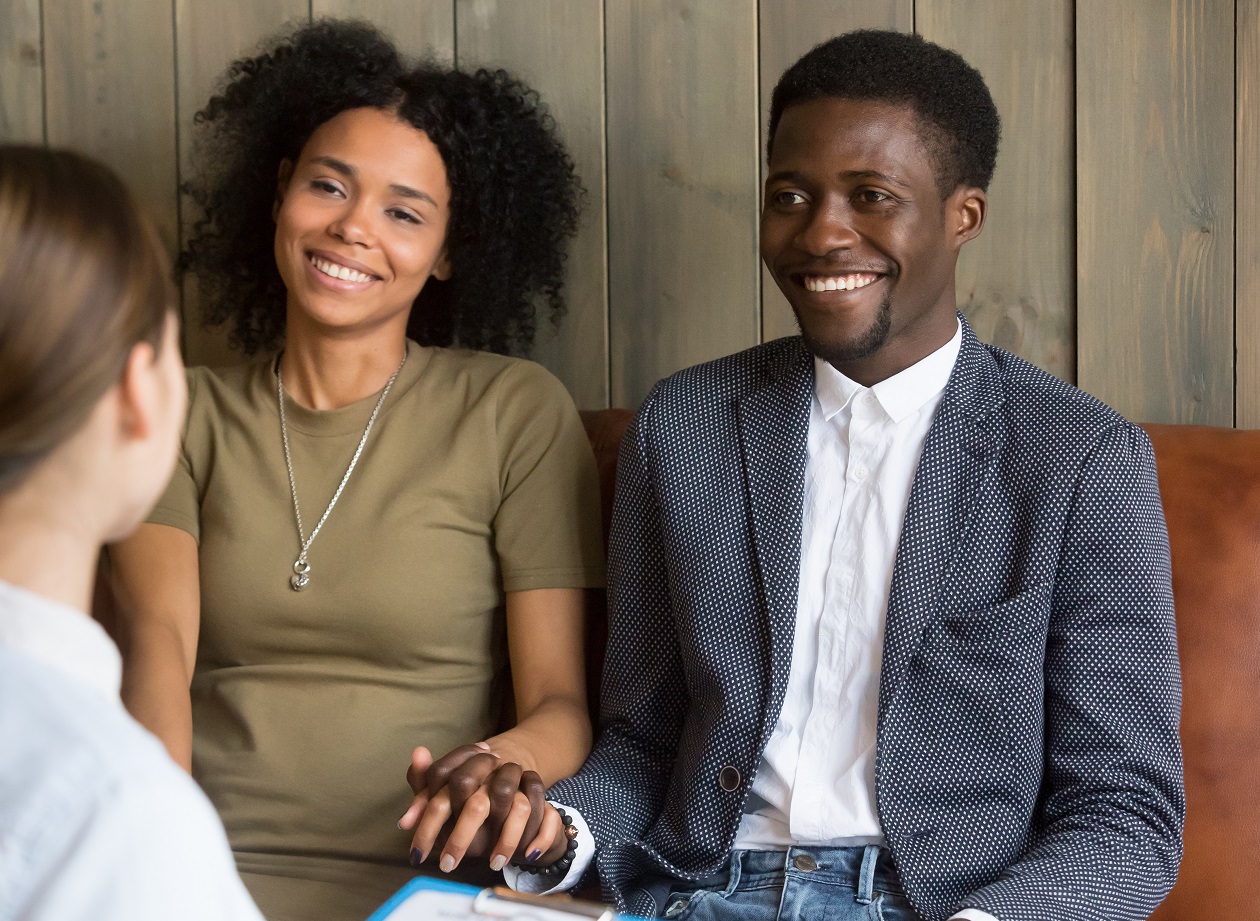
[634,846,922,921]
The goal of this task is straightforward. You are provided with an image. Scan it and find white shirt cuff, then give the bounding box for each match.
[501,801,595,895]
[950,910,999,921]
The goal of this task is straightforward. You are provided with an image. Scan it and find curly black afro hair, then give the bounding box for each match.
[182,18,581,356]
[767,30,1000,196]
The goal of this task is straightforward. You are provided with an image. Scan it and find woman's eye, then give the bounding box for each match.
[388,208,421,225]
[310,179,343,196]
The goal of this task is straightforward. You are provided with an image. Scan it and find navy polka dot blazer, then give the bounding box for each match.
[550,317,1184,921]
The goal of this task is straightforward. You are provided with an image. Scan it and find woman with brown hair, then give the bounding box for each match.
[0,145,263,920]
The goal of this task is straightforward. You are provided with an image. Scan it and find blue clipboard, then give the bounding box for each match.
[365,877,647,921]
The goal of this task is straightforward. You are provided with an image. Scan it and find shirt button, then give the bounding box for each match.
[854,464,869,480]
[718,765,741,792]
[792,854,819,872]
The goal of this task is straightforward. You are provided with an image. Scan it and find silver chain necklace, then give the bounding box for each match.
[278,351,406,591]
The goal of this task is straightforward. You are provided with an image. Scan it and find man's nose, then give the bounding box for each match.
[794,200,858,256]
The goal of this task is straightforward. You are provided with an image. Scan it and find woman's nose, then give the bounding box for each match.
[328,200,374,246]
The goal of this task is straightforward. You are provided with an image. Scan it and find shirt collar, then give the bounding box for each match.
[0,579,122,700]
[814,319,962,424]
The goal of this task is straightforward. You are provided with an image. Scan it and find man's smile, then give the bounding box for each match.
[798,272,883,293]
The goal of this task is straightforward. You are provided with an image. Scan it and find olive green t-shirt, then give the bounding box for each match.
[148,344,604,921]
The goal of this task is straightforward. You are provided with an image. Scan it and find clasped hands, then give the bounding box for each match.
[399,742,570,875]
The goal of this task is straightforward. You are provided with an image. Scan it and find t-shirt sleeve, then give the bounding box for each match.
[146,370,202,542]
[491,361,605,593]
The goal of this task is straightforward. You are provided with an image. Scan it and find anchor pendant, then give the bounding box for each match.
[290,559,311,592]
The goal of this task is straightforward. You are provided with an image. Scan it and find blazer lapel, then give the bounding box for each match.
[878,318,1007,708]
[735,341,813,715]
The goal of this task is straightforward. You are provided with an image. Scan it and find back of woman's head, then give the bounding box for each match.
[185,18,579,357]
[0,146,173,494]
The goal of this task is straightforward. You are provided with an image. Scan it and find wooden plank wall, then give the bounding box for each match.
[2,0,1255,426]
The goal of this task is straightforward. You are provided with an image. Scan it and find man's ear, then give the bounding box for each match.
[273,159,294,221]
[116,341,159,442]
[947,186,988,251]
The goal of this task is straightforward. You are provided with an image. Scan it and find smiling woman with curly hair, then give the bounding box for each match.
[109,20,603,921]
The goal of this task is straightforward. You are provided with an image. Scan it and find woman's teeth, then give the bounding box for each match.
[310,255,374,283]
[803,273,879,292]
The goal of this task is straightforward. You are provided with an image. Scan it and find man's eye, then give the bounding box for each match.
[858,189,891,204]
[773,190,806,207]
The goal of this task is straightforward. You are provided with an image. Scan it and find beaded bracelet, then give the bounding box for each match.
[512,807,579,879]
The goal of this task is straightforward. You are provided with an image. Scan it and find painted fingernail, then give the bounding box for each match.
[440,855,456,873]
[490,855,507,872]
[527,849,542,863]
[409,848,423,869]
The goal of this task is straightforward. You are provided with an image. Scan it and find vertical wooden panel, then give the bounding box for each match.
[758,1,912,344]
[606,0,759,407]
[917,1,1074,383]
[43,0,177,244]
[1238,0,1260,429]
[1077,0,1234,425]
[0,0,43,143]
[174,0,307,367]
[456,0,608,408]
[312,0,453,61]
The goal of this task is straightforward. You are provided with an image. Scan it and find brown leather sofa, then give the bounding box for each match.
[579,411,1260,921]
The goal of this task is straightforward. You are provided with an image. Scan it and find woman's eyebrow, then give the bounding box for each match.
[310,155,438,207]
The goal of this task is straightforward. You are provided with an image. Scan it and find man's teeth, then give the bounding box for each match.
[803,274,879,292]
[310,255,374,283]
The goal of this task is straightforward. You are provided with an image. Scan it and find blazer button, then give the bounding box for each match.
[718,765,741,792]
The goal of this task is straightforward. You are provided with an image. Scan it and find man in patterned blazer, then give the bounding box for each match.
[510,29,1184,921]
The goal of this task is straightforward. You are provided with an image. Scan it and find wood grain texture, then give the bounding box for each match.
[0,0,43,143]
[174,0,307,367]
[758,0,912,344]
[456,0,608,408]
[1076,0,1234,425]
[313,0,453,61]
[917,0,1075,383]
[43,0,177,243]
[606,0,760,407]
[1238,0,1260,429]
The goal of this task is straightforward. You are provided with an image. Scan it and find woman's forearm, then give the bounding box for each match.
[120,621,194,771]
[485,695,592,785]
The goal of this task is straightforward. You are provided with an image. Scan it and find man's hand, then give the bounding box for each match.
[399,744,560,873]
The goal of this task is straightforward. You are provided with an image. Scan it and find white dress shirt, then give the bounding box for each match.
[512,324,995,920]
[0,579,264,921]
[734,324,961,849]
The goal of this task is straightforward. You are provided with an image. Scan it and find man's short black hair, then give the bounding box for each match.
[767,30,1000,196]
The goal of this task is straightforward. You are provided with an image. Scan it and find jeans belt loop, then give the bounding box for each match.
[856,844,881,904]
[721,850,744,896]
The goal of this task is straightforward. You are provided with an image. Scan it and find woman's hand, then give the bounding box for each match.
[400,744,560,872]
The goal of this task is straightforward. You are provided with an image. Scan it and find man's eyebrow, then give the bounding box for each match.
[764,167,911,189]
[310,156,439,207]
[765,169,807,185]
[840,169,911,188]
